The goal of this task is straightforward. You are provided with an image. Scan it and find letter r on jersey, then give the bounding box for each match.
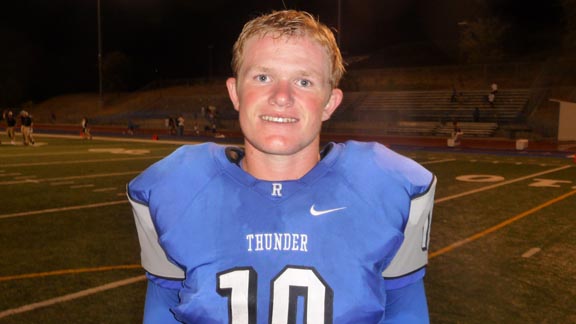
[271,183,283,197]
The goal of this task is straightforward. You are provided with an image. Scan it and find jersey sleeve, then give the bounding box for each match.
[384,279,429,323]
[383,176,436,280]
[143,279,183,324]
[128,193,185,279]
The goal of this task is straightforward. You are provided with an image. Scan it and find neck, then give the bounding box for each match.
[241,143,321,181]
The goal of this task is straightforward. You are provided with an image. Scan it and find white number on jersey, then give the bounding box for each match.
[217,266,333,324]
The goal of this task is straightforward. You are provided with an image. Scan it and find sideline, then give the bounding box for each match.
[430,188,576,259]
[34,132,212,145]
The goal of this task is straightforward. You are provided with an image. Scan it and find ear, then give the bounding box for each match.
[226,77,240,112]
[321,88,343,121]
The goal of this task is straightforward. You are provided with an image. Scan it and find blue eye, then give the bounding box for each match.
[256,75,269,82]
[298,79,312,87]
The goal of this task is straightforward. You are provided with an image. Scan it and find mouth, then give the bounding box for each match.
[260,115,298,123]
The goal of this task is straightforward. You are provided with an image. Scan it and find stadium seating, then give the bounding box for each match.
[321,89,529,137]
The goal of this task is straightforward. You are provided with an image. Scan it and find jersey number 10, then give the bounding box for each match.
[217,266,333,324]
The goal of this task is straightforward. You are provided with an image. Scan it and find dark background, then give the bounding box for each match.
[0,0,564,103]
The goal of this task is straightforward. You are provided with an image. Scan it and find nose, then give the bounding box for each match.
[268,80,294,108]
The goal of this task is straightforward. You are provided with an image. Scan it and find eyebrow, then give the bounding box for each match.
[246,65,322,79]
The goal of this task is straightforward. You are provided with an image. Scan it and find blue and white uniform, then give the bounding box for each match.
[128,141,436,323]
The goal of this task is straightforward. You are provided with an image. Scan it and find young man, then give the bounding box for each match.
[128,10,436,323]
[5,110,17,144]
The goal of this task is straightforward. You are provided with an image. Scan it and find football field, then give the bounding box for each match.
[1,134,575,323]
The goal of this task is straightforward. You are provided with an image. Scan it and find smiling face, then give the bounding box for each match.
[226,34,343,160]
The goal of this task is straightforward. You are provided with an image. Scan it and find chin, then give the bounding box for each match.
[247,137,302,156]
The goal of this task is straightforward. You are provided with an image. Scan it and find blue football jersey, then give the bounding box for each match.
[128,141,436,323]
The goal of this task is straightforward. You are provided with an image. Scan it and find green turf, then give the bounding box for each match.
[1,135,574,323]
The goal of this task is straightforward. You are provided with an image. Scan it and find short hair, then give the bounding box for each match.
[231,10,345,87]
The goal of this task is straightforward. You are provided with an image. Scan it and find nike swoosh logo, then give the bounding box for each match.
[310,205,347,216]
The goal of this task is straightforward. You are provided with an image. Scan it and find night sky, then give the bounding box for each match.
[0,0,564,103]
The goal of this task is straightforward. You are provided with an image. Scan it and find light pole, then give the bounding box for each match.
[97,0,103,110]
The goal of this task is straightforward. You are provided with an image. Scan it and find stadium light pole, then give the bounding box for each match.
[97,0,104,110]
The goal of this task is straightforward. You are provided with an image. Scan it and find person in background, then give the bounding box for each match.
[81,117,92,140]
[488,82,498,107]
[128,10,436,323]
[20,111,34,145]
[177,115,185,136]
[451,121,464,146]
[5,110,17,144]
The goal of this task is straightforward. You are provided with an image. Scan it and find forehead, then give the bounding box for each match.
[241,34,331,75]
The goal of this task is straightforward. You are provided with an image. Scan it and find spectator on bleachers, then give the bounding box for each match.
[177,115,185,136]
[167,116,177,135]
[490,82,498,95]
[488,82,498,107]
[451,121,463,146]
[126,120,135,135]
[450,85,458,102]
[193,121,200,136]
[473,107,480,122]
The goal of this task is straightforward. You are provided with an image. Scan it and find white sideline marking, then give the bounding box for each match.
[522,247,541,258]
[0,275,146,319]
[4,151,98,158]
[0,173,22,177]
[50,181,75,186]
[93,187,117,192]
[435,165,572,203]
[0,171,140,185]
[0,200,126,220]
[2,155,165,168]
[13,175,37,180]
[421,158,456,165]
[70,184,94,189]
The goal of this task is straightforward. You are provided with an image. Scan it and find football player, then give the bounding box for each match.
[128,10,436,323]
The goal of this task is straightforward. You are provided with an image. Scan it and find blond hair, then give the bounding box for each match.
[231,10,345,87]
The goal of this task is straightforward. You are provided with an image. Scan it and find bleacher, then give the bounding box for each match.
[322,88,530,137]
[43,84,530,139]
[351,89,530,123]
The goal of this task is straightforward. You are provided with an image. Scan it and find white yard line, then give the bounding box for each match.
[0,171,140,185]
[0,275,146,319]
[70,184,95,189]
[4,151,115,158]
[435,165,572,204]
[421,158,456,165]
[1,155,165,168]
[0,200,126,220]
[0,173,22,177]
[92,187,118,192]
[50,181,76,186]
